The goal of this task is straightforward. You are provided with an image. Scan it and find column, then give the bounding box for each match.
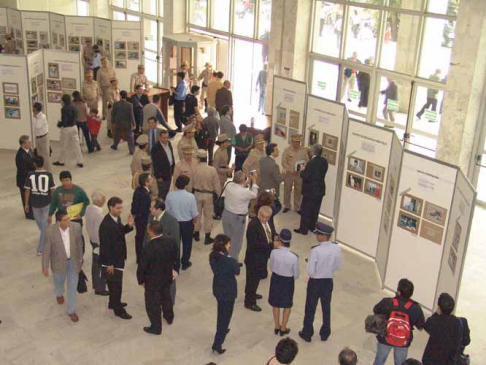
[164,0,186,35]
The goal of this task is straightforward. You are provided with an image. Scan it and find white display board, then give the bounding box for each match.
[7,8,23,55]
[336,120,395,257]
[42,49,82,141]
[65,16,94,54]
[0,55,32,149]
[112,21,142,91]
[333,108,350,226]
[0,8,7,46]
[271,76,307,166]
[94,17,112,61]
[305,95,346,220]
[21,11,50,54]
[385,151,457,310]
[49,13,66,51]
[27,50,46,112]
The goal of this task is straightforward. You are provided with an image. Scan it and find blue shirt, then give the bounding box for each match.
[270,247,300,279]
[174,80,188,101]
[306,241,342,279]
[165,189,198,222]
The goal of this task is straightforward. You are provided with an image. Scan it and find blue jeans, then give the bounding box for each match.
[53,260,79,315]
[33,205,49,252]
[373,341,409,365]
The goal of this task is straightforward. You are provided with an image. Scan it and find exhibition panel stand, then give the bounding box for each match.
[21,11,50,54]
[305,95,347,220]
[94,17,112,61]
[65,15,94,72]
[49,13,66,51]
[7,8,23,55]
[27,50,46,110]
[271,76,307,165]
[0,8,8,39]
[112,21,142,91]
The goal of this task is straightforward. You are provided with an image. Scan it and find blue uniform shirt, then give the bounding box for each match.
[306,241,342,279]
[174,80,188,101]
[270,247,300,279]
[165,189,198,222]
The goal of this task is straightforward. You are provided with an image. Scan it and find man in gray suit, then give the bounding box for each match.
[145,117,163,153]
[259,143,284,198]
[42,210,84,322]
[142,95,172,134]
[111,90,136,154]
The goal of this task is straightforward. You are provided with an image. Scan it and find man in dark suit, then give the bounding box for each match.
[259,143,284,198]
[294,144,328,235]
[151,129,175,200]
[111,90,136,154]
[130,84,150,134]
[137,220,178,335]
[16,135,35,219]
[215,80,233,115]
[131,173,153,264]
[244,205,273,312]
[99,197,134,319]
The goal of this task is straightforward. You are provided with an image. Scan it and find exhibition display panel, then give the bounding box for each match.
[7,8,23,55]
[21,11,50,54]
[94,18,112,61]
[112,21,142,91]
[49,13,66,51]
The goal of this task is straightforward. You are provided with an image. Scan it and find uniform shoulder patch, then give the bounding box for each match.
[311,245,320,249]
[290,250,299,257]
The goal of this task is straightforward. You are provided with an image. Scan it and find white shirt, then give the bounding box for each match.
[110,213,119,223]
[92,53,102,69]
[306,241,342,279]
[161,142,174,166]
[32,112,48,137]
[223,183,259,215]
[155,211,165,221]
[261,221,272,242]
[59,226,71,259]
[85,204,103,246]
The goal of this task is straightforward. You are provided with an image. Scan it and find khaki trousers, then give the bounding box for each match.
[195,192,214,233]
[85,98,98,112]
[35,134,51,171]
[58,126,83,164]
[284,173,303,211]
[101,86,111,119]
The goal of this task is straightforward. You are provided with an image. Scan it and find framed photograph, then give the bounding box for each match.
[59,34,65,47]
[452,221,462,252]
[289,110,300,129]
[276,107,286,126]
[308,129,319,146]
[15,29,22,39]
[48,63,59,79]
[288,128,299,143]
[400,194,423,217]
[322,133,339,151]
[448,247,457,274]
[322,148,337,166]
[96,38,103,47]
[4,95,20,107]
[115,60,127,69]
[37,73,44,86]
[26,31,37,40]
[69,36,80,45]
[69,45,80,52]
[128,51,140,60]
[3,82,19,94]
[397,211,420,234]
[274,124,287,139]
[104,40,110,51]
[127,41,139,50]
[423,202,448,226]
[420,220,444,245]
[346,172,364,192]
[27,40,38,49]
[348,156,366,175]
[31,78,37,94]
[62,78,77,90]
[366,162,385,183]
[47,92,62,103]
[364,179,383,200]
[46,79,62,91]
[115,41,126,50]
[39,31,48,44]
[115,51,126,60]
[4,107,21,119]
[40,44,50,49]
[81,36,92,45]
[52,32,58,45]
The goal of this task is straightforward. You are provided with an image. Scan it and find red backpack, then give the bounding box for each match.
[385,298,413,347]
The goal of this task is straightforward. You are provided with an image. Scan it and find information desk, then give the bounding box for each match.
[128,87,171,121]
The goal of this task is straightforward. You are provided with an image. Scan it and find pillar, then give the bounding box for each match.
[163,0,186,35]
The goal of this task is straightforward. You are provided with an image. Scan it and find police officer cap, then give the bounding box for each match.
[279,229,292,243]
[197,149,207,159]
[141,156,152,165]
[314,222,334,235]
[136,134,149,145]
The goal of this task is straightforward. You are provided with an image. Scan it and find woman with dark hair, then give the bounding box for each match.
[72,91,93,153]
[209,234,240,355]
[266,337,299,365]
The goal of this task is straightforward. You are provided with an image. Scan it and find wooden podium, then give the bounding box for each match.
[129,87,171,121]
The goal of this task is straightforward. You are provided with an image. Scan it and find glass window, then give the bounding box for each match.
[311,60,339,101]
[341,65,373,116]
[418,18,455,79]
[427,0,460,16]
[211,0,230,32]
[258,0,272,40]
[142,0,157,15]
[127,0,140,12]
[159,0,164,17]
[411,82,444,135]
[380,12,419,75]
[144,19,158,51]
[127,13,140,21]
[77,0,89,16]
[389,0,423,11]
[234,0,256,38]
[375,76,410,128]
[144,50,158,83]
[112,0,124,8]
[349,0,383,4]
[312,2,343,58]
[408,133,437,158]
[344,6,379,64]
[189,0,208,27]
[113,11,125,20]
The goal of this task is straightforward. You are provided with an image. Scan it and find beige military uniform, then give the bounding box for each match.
[97,67,117,118]
[130,148,148,176]
[193,163,221,234]
[213,147,232,189]
[132,170,159,198]
[106,86,120,133]
[282,145,309,211]
[82,80,100,111]
[172,158,199,192]
[130,72,150,92]
[242,148,265,177]
[177,137,198,160]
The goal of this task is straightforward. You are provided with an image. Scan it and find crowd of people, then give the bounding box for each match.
[14,58,471,364]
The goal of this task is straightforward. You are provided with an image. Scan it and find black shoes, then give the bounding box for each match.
[255,294,263,300]
[108,302,127,309]
[77,163,84,168]
[280,328,291,336]
[110,145,117,150]
[293,229,308,236]
[181,262,192,271]
[116,311,132,320]
[193,232,200,242]
[53,162,65,166]
[274,328,280,335]
[204,233,214,245]
[211,347,226,355]
[238,263,243,267]
[95,290,109,296]
[283,208,290,213]
[213,215,221,220]
[245,304,262,312]
[163,316,174,325]
[299,331,311,342]
[143,326,161,335]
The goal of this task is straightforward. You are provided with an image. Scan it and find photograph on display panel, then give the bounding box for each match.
[69,45,80,52]
[26,31,37,40]
[48,63,59,79]
[423,202,448,226]
[366,162,386,183]
[15,29,22,39]
[452,221,461,252]
[276,107,286,126]
[346,172,363,192]
[419,220,444,245]
[4,107,21,119]
[348,156,366,175]
[69,36,80,45]
[4,95,20,107]
[96,38,103,47]
[39,32,48,44]
[400,194,423,217]
[128,51,140,60]
[3,82,19,94]
[115,60,127,69]
[31,78,37,94]
[105,40,110,52]
[47,79,61,91]
[62,78,77,90]
[397,210,420,234]
[364,179,383,200]
[289,110,300,129]
[115,51,126,60]
[274,124,287,139]
[115,41,126,50]
[322,133,339,151]
[322,148,337,166]
[448,247,457,274]
[47,92,62,103]
[128,42,139,50]
[27,40,38,49]
[308,129,319,146]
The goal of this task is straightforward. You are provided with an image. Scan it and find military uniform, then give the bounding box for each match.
[130,135,149,176]
[177,136,198,160]
[282,142,309,212]
[82,80,100,111]
[172,156,199,193]
[132,156,159,198]
[97,66,117,118]
[130,71,150,92]
[213,147,232,190]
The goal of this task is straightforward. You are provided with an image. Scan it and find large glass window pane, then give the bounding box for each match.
[380,12,419,75]
[344,6,379,63]
[427,0,460,16]
[374,76,410,128]
[389,0,423,11]
[258,0,272,40]
[144,19,157,51]
[418,18,455,79]
[234,0,255,38]
[127,14,140,21]
[341,64,374,116]
[312,2,343,58]
[189,0,208,27]
[408,133,437,158]
[112,0,124,8]
[127,0,140,12]
[411,82,444,135]
[77,0,89,16]
[211,0,230,32]
[113,11,125,20]
[142,0,157,15]
[350,0,383,4]
[311,60,339,101]
[159,0,164,17]
[144,50,158,83]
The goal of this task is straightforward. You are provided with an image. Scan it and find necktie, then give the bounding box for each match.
[264,224,272,243]
[151,129,156,151]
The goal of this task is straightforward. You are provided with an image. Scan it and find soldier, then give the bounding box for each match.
[82,38,94,72]
[177,123,198,160]
[242,134,266,217]
[97,57,117,120]
[132,156,159,199]
[130,64,151,92]
[130,134,149,176]
[82,70,100,111]
[172,146,198,193]
[213,134,234,192]
[281,134,309,213]
[106,77,120,138]
[192,149,221,245]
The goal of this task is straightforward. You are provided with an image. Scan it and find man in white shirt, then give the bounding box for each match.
[222,170,259,262]
[32,102,51,171]
[85,190,109,296]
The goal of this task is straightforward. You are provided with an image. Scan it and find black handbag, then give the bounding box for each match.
[77,270,88,294]
[365,314,387,337]
[457,318,470,365]
[214,182,232,217]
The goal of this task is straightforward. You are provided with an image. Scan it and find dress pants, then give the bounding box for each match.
[179,220,194,267]
[283,173,303,211]
[207,139,215,165]
[299,195,324,234]
[417,97,438,118]
[173,100,184,130]
[234,154,247,172]
[35,134,51,171]
[145,285,173,333]
[58,126,84,165]
[20,187,34,220]
[195,192,214,233]
[113,126,135,154]
[101,86,111,119]
[90,241,106,292]
[213,299,235,350]
[105,267,126,315]
[222,209,246,262]
[33,205,49,252]
[244,264,261,307]
[301,278,333,340]
[157,180,171,200]
[53,260,79,315]
[134,218,147,264]
[77,121,94,152]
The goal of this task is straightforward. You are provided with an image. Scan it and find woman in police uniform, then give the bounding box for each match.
[268,229,300,336]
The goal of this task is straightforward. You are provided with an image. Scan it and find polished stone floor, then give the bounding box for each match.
[0,127,483,365]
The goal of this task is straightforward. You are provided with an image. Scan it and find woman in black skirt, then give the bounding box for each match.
[210,234,240,355]
[269,229,300,336]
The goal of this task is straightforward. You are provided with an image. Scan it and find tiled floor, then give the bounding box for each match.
[0,126,483,365]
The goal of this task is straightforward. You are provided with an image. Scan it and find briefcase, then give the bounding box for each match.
[77,270,88,294]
